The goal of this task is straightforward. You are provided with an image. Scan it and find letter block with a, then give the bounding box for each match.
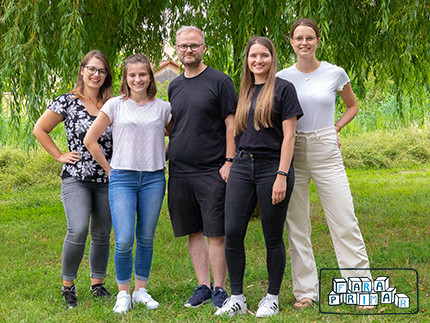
[348,277,362,292]
[381,287,396,304]
[374,276,389,292]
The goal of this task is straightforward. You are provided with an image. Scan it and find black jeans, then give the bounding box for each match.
[225,151,295,295]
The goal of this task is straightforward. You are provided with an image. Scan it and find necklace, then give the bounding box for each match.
[296,61,321,81]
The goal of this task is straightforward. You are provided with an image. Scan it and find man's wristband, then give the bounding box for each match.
[276,170,288,176]
[225,158,234,163]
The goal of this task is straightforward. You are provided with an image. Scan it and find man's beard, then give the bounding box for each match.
[181,55,202,69]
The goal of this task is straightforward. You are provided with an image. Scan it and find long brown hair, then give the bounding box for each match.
[290,18,320,39]
[235,36,277,135]
[119,53,157,99]
[70,50,113,105]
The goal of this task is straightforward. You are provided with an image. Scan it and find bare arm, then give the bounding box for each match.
[33,109,81,164]
[165,118,174,135]
[219,113,236,182]
[165,118,174,160]
[272,117,297,205]
[83,112,111,176]
[335,82,359,147]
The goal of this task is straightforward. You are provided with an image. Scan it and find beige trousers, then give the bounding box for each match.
[286,126,371,301]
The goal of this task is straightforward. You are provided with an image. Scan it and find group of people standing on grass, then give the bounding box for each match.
[33,18,372,317]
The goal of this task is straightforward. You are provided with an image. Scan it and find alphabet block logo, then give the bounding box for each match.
[319,268,419,315]
[328,276,408,308]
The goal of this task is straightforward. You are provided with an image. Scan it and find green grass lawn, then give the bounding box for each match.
[0,167,429,322]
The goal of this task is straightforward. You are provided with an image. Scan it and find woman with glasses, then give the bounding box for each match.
[276,18,372,309]
[215,36,303,317]
[33,50,114,309]
[85,53,172,314]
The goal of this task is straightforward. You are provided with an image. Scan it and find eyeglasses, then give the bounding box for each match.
[292,36,317,43]
[85,65,107,77]
[176,43,204,52]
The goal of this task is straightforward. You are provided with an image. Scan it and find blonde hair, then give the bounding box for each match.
[176,26,205,43]
[235,36,277,135]
[119,53,157,99]
[70,50,113,106]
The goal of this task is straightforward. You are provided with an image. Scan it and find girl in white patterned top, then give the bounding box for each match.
[276,18,372,309]
[85,53,172,314]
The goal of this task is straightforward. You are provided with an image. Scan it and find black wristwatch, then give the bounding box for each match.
[276,170,288,176]
[225,158,234,163]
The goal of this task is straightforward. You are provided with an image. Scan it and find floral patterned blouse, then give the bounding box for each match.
[48,93,112,183]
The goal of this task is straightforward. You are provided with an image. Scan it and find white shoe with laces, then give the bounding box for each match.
[132,288,159,309]
[214,296,247,316]
[113,291,131,314]
[255,296,279,317]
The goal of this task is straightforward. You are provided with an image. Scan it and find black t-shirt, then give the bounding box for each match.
[168,66,238,174]
[235,77,303,159]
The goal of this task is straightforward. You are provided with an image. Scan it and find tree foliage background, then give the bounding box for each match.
[1,0,429,139]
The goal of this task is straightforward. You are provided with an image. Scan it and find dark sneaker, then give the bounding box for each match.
[62,285,77,309]
[184,284,212,308]
[91,283,111,297]
[212,286,228,308]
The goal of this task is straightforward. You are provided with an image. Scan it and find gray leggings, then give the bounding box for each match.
[61,177,112,281]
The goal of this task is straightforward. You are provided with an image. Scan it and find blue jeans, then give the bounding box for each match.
[61,177,111,281]
[225,151,295,295]
[109,169,165,285]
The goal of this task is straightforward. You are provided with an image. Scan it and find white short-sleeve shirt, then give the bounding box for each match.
[276,61,350,132]
[101,96,172,171]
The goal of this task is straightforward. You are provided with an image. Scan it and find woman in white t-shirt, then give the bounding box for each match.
[276,18,372,309]
[85,54,172,314]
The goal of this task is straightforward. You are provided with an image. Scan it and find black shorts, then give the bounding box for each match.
[168,171,226,237]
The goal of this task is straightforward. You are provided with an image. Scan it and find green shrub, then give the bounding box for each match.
[0,147,61,194]
[341,121,430,169]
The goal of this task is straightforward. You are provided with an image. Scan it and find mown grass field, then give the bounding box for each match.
[0,161,429,322]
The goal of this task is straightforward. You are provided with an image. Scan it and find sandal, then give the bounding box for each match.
[293,297,315,309]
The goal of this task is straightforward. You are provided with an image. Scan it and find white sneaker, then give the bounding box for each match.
[113,291,131,314]
[132,288,159,309]
[214,296,247,316]
[255,296,279,317]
